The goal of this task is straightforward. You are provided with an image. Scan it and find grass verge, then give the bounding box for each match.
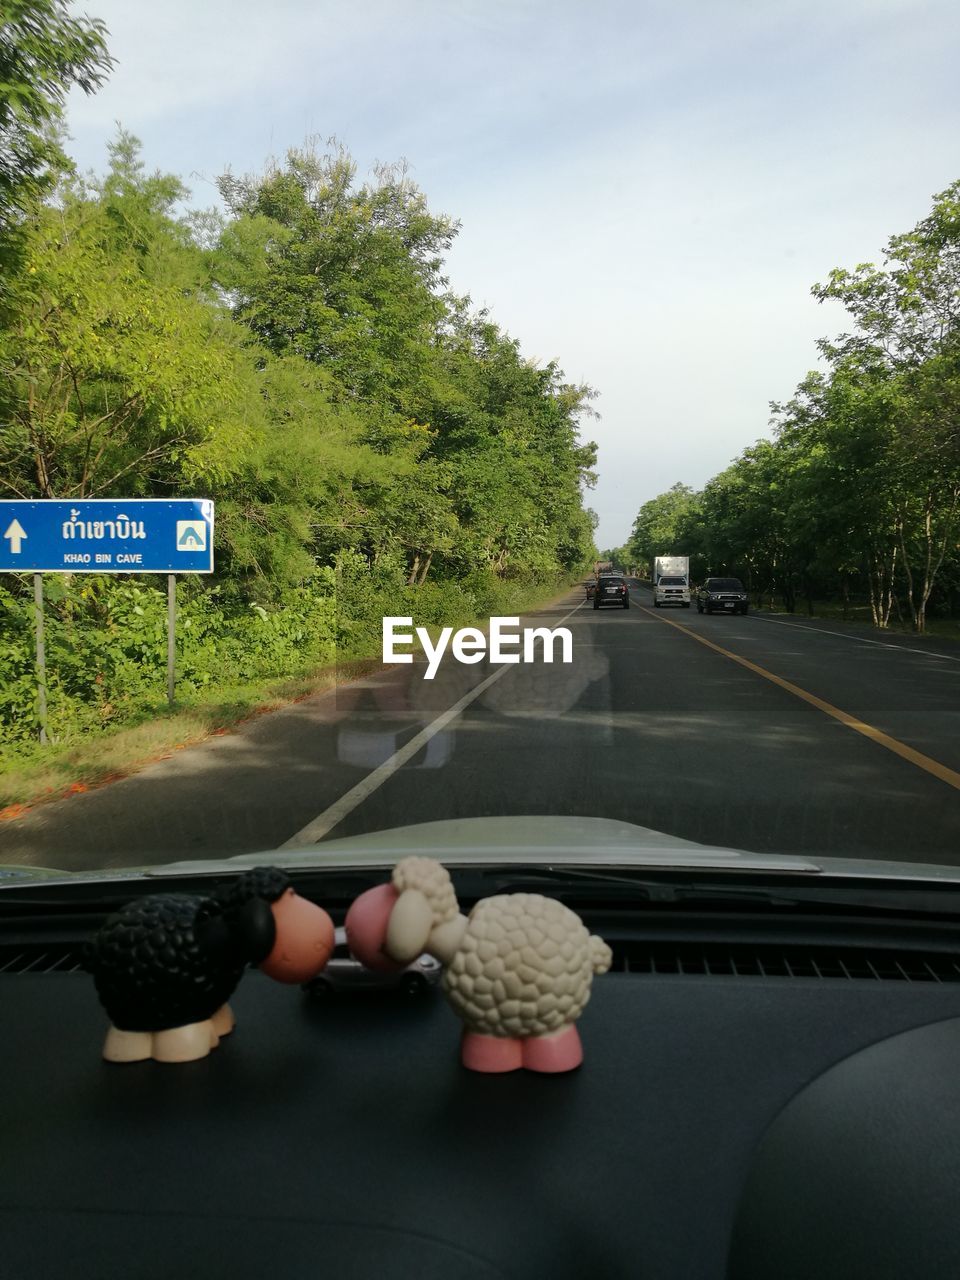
[757,599,960,643]
[0,577,581,818]
[0,657,383,818]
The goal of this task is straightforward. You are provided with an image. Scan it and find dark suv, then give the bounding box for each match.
[696,577,748,615]
[594,574,630,609]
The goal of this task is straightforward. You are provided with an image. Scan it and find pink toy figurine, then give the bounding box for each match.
[345,857,612,1073]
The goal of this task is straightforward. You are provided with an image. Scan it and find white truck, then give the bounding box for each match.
[652,555,691,608]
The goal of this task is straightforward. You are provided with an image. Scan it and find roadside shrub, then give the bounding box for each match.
[0,563,573,759]
[0,575,336,753]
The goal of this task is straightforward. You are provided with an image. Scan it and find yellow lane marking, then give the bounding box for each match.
[643,608,960,793]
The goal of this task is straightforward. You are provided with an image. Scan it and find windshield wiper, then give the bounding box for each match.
[464,865,960,919]
[6,859,960,924]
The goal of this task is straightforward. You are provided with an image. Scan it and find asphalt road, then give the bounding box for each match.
[2,582,960,871]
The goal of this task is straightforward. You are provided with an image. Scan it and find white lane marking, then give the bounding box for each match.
[750,614,960,662]
[281,597,587,847]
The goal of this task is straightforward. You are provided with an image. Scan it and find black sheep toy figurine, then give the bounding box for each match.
[86,867,335,1063]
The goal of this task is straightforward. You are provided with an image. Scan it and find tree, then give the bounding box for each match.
[813,180,960,371]
[674,180,960,630]
[889,351,960,631]
[427,311,597,578]
[0,0,112,235]
[808,184,960,629]
[0,154,255,502]
[769,365,897,622]
[627,483,699,570]
[215,148,598,587]
[216,141,457,415]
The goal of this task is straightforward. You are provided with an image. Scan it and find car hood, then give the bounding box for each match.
[4,815,960,886]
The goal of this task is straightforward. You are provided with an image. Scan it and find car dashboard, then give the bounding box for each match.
[2,879,960,1279]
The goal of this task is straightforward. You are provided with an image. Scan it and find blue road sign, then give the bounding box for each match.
[0,499,214,574]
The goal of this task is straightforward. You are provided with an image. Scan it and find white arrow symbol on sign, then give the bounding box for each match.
[3,518,27,554]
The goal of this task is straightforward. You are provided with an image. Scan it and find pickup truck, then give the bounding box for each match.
[653,574,691,608]
[696,577,749,615]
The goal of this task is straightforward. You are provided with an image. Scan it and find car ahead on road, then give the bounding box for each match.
[593,573,630,609]
[697,577,749,615]
[584,579,597,600]
[653,575,691,608]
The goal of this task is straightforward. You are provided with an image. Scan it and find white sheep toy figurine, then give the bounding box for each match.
[345,856,612,1073]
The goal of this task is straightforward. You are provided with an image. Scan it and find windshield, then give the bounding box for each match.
[0,1,958,880]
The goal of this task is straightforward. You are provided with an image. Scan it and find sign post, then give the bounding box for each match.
[167,574,176,708]
[33,573,48,746]
[0,499,214,740]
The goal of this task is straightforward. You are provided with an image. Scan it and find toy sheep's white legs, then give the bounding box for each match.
[103,1004,235,1064]
[103,1026,152,1063]
[211,1003,235,1037]
[152,1020,218,1063]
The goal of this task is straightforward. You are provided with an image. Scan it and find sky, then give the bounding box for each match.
[64,0,960,550]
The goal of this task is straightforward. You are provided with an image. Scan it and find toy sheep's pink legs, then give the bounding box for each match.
[461,1026,584,1073]
[461,1031,523,1073]
[521,1026,583,1073]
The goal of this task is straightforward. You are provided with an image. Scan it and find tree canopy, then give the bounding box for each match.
[625,182,960,631]
[1,123,600,748]
[0,0,112,241]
